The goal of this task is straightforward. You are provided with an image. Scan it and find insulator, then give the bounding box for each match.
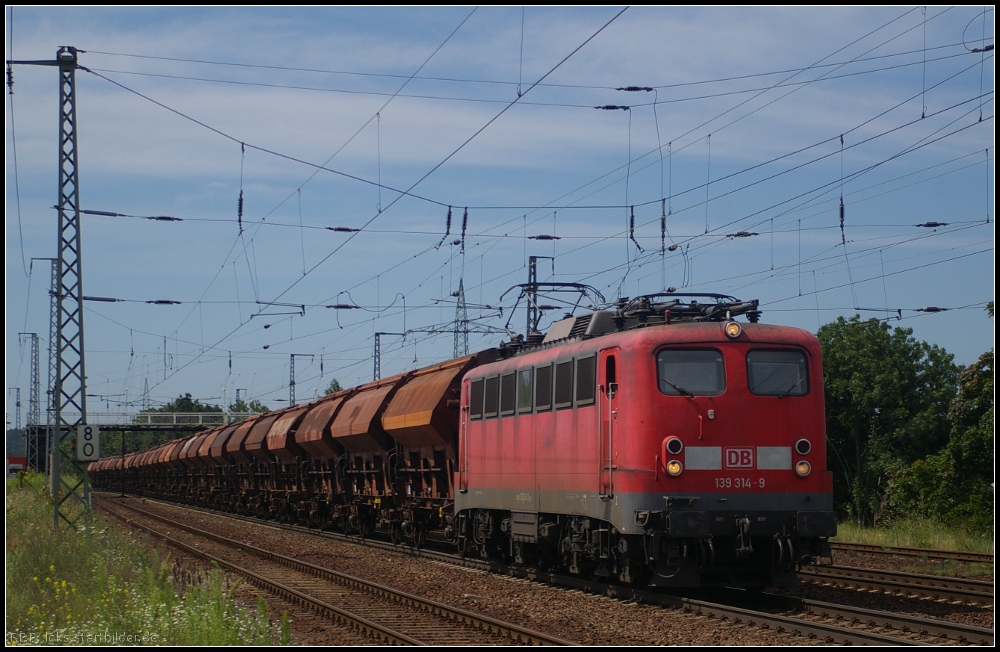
[436,207,453,249]
[629,206,643,252]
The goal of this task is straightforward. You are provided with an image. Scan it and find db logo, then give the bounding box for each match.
[724,448,754,469]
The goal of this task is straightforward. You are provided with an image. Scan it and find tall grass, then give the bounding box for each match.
[835,516,994,554]
[5,472,290,646]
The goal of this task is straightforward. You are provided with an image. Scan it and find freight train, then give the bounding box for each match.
[91,293,836,588]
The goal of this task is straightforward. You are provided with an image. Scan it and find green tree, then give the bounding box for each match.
[880,305,994,534]
[129,393,224,450]
[817,316,959,525]
[147,393,224,414]
[229,399,270,414]
[324,378,343,395]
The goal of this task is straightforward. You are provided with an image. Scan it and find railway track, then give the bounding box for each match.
[94,496,573,646]
[95,493,988,646]
[831,542,994,565]
[800,565,993,606]
[788,594,993,646]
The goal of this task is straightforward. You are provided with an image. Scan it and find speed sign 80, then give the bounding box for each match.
[77,424,100,461]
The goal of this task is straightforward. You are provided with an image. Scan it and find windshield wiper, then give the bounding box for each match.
[660,377,695,397]
[776,375,806,399]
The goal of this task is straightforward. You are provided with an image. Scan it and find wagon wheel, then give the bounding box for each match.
[390,523,403,545]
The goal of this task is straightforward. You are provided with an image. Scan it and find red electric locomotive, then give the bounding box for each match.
[451,294,836,587]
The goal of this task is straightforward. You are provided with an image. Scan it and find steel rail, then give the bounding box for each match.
[95,498,422,645]
[96,493,965,646]
[96,496,572,646]
[794,595,994,646]
[801,565,993,605]
[831,542,994,565]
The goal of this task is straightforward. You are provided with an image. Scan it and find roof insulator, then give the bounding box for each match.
[81,209,123,217]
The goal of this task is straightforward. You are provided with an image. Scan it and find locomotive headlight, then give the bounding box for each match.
[795,438,812,455]
[795,460,812,477]
[665,436,684,455]
[724,321,742,338]
[666,460,683,477]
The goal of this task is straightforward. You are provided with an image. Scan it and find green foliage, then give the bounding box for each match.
[5,479,288,645]
[880,349,994,535]
[229,399,270,414]
[146,393,223,414]
[835,516,993,556]
[107,393,227,455]
[323,378,343,395]
[818,316,959,525]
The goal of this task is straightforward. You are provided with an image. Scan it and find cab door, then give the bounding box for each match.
[598,348,619,498]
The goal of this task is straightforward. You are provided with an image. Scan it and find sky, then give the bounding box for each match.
[5,6,995,423]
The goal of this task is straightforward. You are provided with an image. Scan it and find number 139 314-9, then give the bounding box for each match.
[714,477,765,489]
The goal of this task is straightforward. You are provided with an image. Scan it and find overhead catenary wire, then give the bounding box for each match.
[82,39,981,108]
[127,8,630,395]
[16,9,990,409]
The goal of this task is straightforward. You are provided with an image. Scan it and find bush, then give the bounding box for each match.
[5,474,289,646]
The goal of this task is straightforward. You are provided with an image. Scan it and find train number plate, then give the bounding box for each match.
[714,477,765,489]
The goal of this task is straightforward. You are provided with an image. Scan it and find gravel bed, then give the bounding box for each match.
[829,548,993,581]
[98,499,373,646]
[110,498,817,646]
[780,550,994,630]
[107,497,991,645]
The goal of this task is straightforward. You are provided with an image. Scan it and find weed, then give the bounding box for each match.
[5,479,289,645]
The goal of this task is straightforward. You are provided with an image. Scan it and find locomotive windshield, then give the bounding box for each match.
[657,349,725,396]
[746,349,808,397]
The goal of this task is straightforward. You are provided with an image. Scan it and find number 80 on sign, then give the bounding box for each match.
[77,425,100,461]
